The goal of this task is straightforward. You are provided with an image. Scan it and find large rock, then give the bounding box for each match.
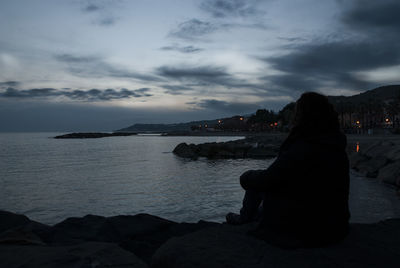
[0,242,147,268]
[173,143,198,159]
[377,162,400,186]
[0,210,31,233]
[348,139,400,186]
[51,213,218,264]
[54,132,137,139]
[152,219,400,268]
[173,138,280,159]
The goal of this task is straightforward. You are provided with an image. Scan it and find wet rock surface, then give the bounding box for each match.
[1,210,399,268]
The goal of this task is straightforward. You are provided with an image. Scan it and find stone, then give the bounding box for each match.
[173,137,279,160]
[0,242,148,268]
[51,213,217,264]
[354,156,388,178]
[152,220,400,268]
[377,162,400,187]
[54,132,137,139]
[0,210,32,233]
[172,143,198,159]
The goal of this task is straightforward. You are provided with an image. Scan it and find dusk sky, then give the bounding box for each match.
[1,0,399,131]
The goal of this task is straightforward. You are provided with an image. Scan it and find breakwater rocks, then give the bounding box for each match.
[1,210,400,268]
[348,138,400,188]
[54,132,137,139]
[173,135,285,159]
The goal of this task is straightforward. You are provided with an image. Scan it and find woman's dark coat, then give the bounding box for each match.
[241,127,350,246]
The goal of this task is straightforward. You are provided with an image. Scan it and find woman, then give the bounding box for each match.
[226,92,350,247]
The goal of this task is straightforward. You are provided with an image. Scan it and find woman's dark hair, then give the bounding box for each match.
[292,92,340,133]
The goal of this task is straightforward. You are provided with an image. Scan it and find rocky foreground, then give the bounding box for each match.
[1,210,400,268]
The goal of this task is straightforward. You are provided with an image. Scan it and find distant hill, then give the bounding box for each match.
[328,85,400,105]
[116,119,220,133]
[117,85,400,133]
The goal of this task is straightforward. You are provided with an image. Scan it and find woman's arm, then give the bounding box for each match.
[240,140,309,191]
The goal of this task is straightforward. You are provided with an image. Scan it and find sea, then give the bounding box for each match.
[1,133,399,225]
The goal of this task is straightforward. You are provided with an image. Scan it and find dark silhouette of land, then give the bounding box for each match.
[54,132,137,139]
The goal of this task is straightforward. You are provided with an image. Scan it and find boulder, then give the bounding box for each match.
[172,138,280,159]
[355,156,389,178]
[173,143,198,159]
[0,242,147,268]
[0,210,31,233]
[152,219,400,268]
[377,162,400,187]
[51,213,217,264]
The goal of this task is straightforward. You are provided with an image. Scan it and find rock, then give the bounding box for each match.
[0,228,45,245]
[152,219,400,268]
[51,213,217,264]
[0,210,32,233]
[173,138,280,159]
[347,139,400,186]
[173,143,198,159]
[355,156,388,178]
[54,132,137,139]
[377,162,400,187]
[247,146,278,158]
[0,242,148,268]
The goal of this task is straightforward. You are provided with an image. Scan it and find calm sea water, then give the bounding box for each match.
[0,133,399,225]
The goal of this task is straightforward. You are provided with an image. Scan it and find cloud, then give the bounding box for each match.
[160,45,203,53]
[342,0,400,34]
[157,65,273,94]
[0,81,19,88]
[80,1,120,26]
[97,17,116,26]
[200,0,264,18]
[260,0,400,93]
[189,99,261,114]
[83,4,101,12]
[55,53,163,82]
[157,65,246,89]
[169,19,217,40]
[161,85,194,95]
[0,87,152,101]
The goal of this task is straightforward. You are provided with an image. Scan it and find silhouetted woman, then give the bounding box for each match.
[226,92,350,247]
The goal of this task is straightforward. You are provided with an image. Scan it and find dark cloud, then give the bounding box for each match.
[160,45,203,53]
[158,65,228,80]
[0,81,20,88]
[98,17,116,26]
[55,54,99,63]
[83,4,101,12]
[189,99,261,114]
[157,65,241,89]
[200,0,263,18]
[169,19,217,40]
[80,1,119,26]
[342,0,400,33]
[157,65,272,93]
[55,54,163,82]
[161,85,194,95]
[0,87,152,101]
[261,0,400,93]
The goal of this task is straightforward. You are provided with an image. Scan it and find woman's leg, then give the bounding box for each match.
[226,189,263,224]
[239,189,264,222]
